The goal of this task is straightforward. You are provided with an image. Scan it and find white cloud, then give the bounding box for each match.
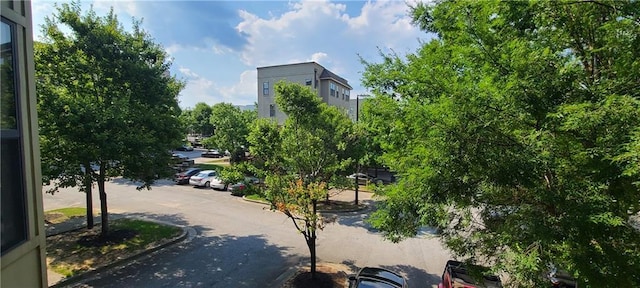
[91,1,140,18]
[178,67,199,78]
[310,52,329,63]
[218,70,257,105]
[230,0,425,103]
[236,0,350,67]
[178,72,217,109]
[178,67,256,108]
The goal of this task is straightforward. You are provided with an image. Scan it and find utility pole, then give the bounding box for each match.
[355,95,359,205]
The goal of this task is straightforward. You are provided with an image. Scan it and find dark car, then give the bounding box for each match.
[228,182,247,196]
[175,145,194,151]
[201,149,223,158]
[438,260,502,288]
[174,168,202,184]
[349,267,408,288]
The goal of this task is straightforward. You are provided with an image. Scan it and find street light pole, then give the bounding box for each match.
[355,95,359,205]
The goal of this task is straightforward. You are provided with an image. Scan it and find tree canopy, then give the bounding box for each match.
[246,81,356,278]
[182,102,215,136]
[202,103,256,162]
[362,0,640,287]
[36,2,184,235]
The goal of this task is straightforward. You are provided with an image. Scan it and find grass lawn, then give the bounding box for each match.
[46,217,182,278]
[195,162,228,171]
[45,207,89,224]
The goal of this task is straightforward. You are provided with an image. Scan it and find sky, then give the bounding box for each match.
[31,0,434,109]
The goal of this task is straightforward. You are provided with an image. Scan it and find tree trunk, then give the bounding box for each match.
[98,164,109,236]
[84,180,94,229]
[84,164,94,229]
[325,188,330,204]
[309,200,318,279]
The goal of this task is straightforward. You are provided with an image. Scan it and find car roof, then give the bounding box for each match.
[198,170,215,174]
[357,267,405,287]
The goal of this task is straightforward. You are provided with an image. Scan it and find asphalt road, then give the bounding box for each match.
[43,155,451,287]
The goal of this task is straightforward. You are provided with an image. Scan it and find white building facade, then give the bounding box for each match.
[257,62,352,124]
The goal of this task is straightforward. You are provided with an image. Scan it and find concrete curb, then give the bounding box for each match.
[269,260,303,287]
[49,218,192,288]
[241,196,369,213]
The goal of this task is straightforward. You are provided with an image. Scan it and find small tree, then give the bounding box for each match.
[247,82,355,279]
[268,178,328,279]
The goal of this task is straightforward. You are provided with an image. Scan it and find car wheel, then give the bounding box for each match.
[223,184,228,191]
[204,181,210,188]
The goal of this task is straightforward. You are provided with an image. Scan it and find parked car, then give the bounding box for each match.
[438,260,502,288]
[175,145,194,151]
[244,176,262,185]
[201,149,223,158]
[172,153,189,160]
[210,176,227,190]
[228,182,247,196]
[174,168,202,185]
[348,267,408,288]
[189,170,218,188]
[347,173,385,185]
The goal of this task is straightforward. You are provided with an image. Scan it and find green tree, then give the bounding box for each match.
[247,82,355,279]
[192,102,214,136]
[178,108,195,135]
[362,0,640,287]
[36,2,184,236]
[204,103,256,162]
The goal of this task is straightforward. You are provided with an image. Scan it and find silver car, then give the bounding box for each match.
[189,170,217,188]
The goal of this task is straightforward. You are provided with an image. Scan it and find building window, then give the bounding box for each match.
[1,18,28,254]
[269,104,275,117]
[263,81,269,96]
[345,90,350,101]
[305,79,312,86]
[330,83,336,97]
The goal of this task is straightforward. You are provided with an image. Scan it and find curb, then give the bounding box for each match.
[269,260,303,287]
[241,196,369,213]
[49,218,192,288]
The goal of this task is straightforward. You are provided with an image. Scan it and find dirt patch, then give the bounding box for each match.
[76,229,138,247]
[317,200,365,212]
[44,212,70,224]
[282,263,351,288]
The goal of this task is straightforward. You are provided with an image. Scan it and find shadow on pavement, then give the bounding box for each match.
[59,211,298,288]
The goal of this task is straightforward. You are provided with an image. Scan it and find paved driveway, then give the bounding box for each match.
[44,176,450,287]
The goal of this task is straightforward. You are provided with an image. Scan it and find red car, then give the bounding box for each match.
[438,260,502,288]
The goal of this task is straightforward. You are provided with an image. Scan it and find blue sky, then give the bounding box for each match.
[32,0,433,109]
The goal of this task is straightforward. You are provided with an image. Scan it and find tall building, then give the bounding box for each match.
[1,1,48,287]
[257,62,352,124]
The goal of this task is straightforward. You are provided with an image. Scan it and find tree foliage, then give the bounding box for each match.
[178,102,216,137]
[246,82,355,278]
[361,0,640,287]
[36,2,184,235]
[202,103,256,162]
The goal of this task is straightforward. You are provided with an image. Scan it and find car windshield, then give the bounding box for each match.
[195,172,208,177]
[356,279,399,288]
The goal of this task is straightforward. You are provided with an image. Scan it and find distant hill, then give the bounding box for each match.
[236,104,256,111]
